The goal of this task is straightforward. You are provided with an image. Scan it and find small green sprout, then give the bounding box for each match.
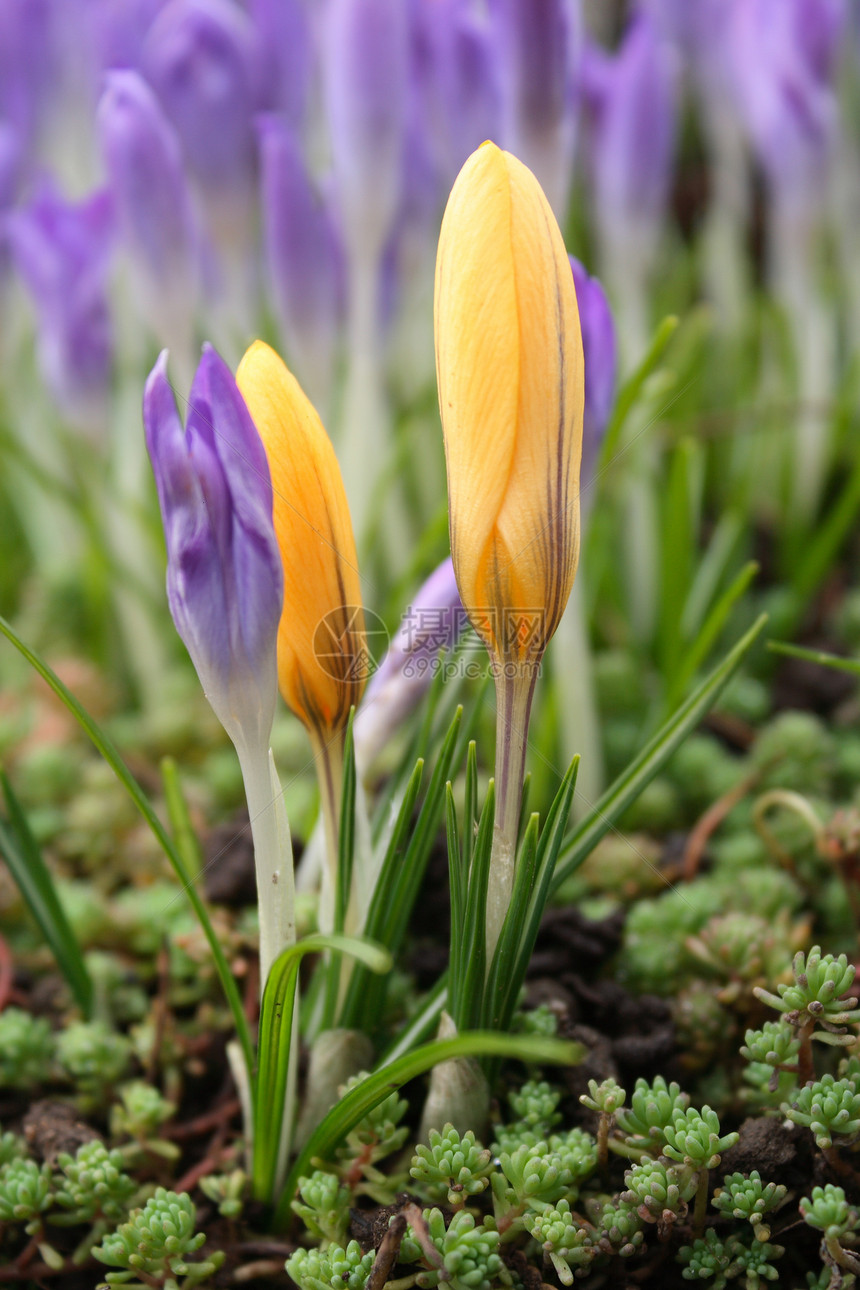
[110,1082,178,1160]
[287,1239,374,1290]
[410,1124,493,1207]
[740,1020,800,1070]
[334,1073,409,1203]
[785,1074,860,1148]
[56,1021,132,1103]
[525,1199,594,1284]
[712,1171,787,1241]
[53,1140,137,1225]
[0,1129,28,1167]
[621,1159,691,1225]
[678,1228,733,1288]
[663,1105,739,1172]
[755,947,858,1034]
[92,1187,223,1289]
[508,1080,562,1132]
[613,1076,691,1158]
[0,1008,55,1089]
[198,1169,248,1221]
[0,1157,54,1228]
[292,1170,351,1244]
[401,1208,506,1290]
[580,1077,626,1171]
[800,1184,860,1283]
[593,1200,643,1258]
[724,1233,785,1287]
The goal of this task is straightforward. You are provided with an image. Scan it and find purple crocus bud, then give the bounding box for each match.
[489,0,582,217]
[356,557,467,768]
[97,70,197,345]
[143,345,283,751]
[142,0,258,195]
[7,184,114,427]
[584,13,679,259]
[257,114,344,411]
[250,0,312,129]
[323,0,410,255]
[570,256,617,507]
[0,0,54,146]
[90,0,168,71]
[412,0,500,186]
[730,0,845,209]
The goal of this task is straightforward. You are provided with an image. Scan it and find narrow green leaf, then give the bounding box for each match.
[680,510,744,643]
[464,741,478,872]
[483,813,540,1030]
[659,439,699,678]
[161,758,202,883]
[767,641,860,677]
[254,933,391,1203]
[0,615,255,1082]
[598,315,679,473]
[553,615,768,892]
[0,773,93,1017]
[455,781,495,1031]
[667,560,759,711]
[445,784,464,1014]
[378,973,448,1066]
[275,1030,584,1228]
[336,711,357,934]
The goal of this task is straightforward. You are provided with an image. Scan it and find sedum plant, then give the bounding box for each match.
[92,1188,223,1289]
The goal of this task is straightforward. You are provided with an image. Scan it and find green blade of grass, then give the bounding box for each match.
[0,614,255,1083]
[253,932,391,1204]
[667,560,759,712]
[482,812,540,1031]
[598,314,679,472]
[767,641,860,677]
[553,614,768,892]
[0,772,93,1017]
[274,1029,584,1229]
[454,781,495,1032]
[161,757,202,883]
[445,784,464,1016]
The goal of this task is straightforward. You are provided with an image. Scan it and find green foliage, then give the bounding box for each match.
[621,1158,692,1222]
[0,1129,28,1167]
[750,712,835,796]
[740,1020,800,1069]
[494,1131,598,1213]
[754,947,858,1031]
[580,1076,626,1116]
[508,1080,563,1132]
[613,1076,690,1155]
[53,1140,137,1225]
[800,1185,858,1240]
[785,1074,860,1148]
[401,1208,506,1290]
[333,1072,410,1203]
[593,1201,644,1257]
[712,1172,787,1241]
[0,1157,53,1226]
[525,1199,594,1284]
[110,1082,178,1159]
[292,1170,351,1245]
[92,1188,223,1288]
[56,1020,132,1098]
[0,1007,55,1089]
[410,1125,493,1207]
[678,1228,733,1287]
[198,1170,247,1221]
[287,1239,374,1290]
[662,1105,739,1171]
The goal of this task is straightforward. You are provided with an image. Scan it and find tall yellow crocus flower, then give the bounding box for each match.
[435,142,584,960]
[236,340,367,926]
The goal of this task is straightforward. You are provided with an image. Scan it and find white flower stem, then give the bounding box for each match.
[486,664,538,967]
[235,741,296,992]
[309,731,344,937]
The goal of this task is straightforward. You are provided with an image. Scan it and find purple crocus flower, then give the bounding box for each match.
[89,0,168,71]
[570,256,617,507]
[323,0,410,253]
[142,0,258,195]
[411,0,500,187]
[0,0,54,147]
[250,0,313,130]
[584,13,679,256]
[489,0,582,217]
[97,70,197,339]
[7,184,114,426]
[257,114,344,409]
[356,557,467,768]
[729,0,845,207]
[143,345,283,751]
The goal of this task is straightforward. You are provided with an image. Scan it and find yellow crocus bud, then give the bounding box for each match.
[435,142,584,962]
[435,141,584,669]
[235,340,367,745]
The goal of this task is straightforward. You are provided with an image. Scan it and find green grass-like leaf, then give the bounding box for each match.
[253,932,391,1204]
[767,641,860,677]
[0,614,255,1082]
[553,614,768,892]
[274,1029,584,1228]
[0,772,93,1017]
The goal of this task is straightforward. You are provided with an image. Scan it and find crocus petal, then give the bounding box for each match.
[145,346,282,750]
[570,255,617,500]
[436,142,583,663]
[142,0,258,193]
[97,70,197,307]
[236,340,366,739]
